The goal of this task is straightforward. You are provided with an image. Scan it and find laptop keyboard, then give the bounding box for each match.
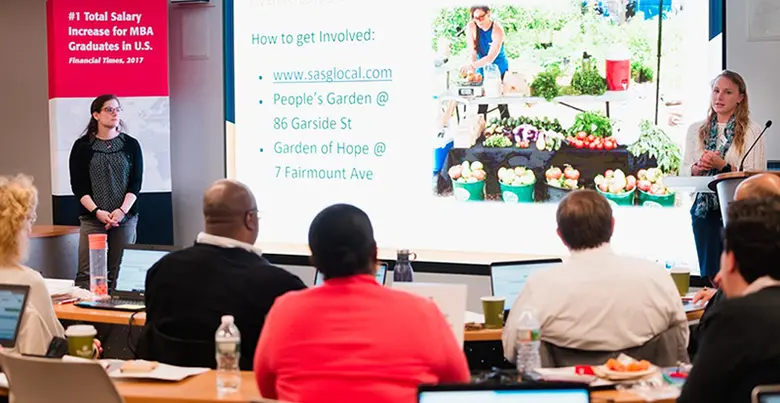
[110,299,143,305]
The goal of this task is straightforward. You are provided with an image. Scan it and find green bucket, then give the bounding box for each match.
[596,187,635,207]
[637,189,675,207]
[452,180,485,201]
[499,182,535,203]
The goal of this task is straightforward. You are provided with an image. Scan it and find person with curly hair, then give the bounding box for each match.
[0,174,65,355]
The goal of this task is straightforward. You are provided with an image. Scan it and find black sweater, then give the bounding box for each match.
[138,243,307,370]
[678,286,780,403]
[68,133,143,216]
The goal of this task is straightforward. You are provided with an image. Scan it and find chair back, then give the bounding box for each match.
[540,325,690,367]
[0,351,124,403]
[135,323,215,369]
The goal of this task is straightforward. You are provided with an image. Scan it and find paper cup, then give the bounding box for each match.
[670,266,690,297]
[481,296,506,329]
[66,325,97,359]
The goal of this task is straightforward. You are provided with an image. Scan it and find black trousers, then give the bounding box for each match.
[691,208,723,283]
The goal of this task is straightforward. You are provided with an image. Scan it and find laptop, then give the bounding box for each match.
[419,382,591,403]
[753,386,780,403]
[0,284,30,348]
[490,258,564,312]
[314,263,388,286]
[76,244,173,312]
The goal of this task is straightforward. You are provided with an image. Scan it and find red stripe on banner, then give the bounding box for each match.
[46,0,169,99]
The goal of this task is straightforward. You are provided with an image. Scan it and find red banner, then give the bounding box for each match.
[46,0,169,98]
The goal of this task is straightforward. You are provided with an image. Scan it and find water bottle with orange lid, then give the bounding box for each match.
[88,233,109,299]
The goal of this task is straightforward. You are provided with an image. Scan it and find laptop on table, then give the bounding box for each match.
[0,284,30,348]
[419,382,591,403]
[490,258,563,319]
[76,244,172,312]
[314,263,388,286]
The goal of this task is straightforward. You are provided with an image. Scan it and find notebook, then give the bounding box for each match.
[0,284,31,348]
[753,385,780,403]
[76,244,172,311]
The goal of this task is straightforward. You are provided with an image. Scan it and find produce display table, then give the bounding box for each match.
[436,144,658,201]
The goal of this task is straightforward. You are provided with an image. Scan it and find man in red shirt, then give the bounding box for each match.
[254,204,470,403]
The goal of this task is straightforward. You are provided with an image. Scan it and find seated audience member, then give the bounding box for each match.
[0,175,65,355]
[502,190,688,364]
[678,197,780,403]
[254,204,470,403]
[136,179,306,370]
[688,173,780,357]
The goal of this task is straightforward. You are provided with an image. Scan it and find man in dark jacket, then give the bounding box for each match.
[688,173,780,357]
[679,196,780,403]
[136,179,306,370]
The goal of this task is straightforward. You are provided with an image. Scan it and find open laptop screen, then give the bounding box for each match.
[419,385,590,403]
[0,284,30,347]
[490,259,562,309]
[115,248,170,293]
[315,263,387,286]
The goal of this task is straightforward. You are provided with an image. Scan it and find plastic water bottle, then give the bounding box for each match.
[393,249,415,282]
[515,309,541,379]
[88,233,109,299]
[215,315,241,394]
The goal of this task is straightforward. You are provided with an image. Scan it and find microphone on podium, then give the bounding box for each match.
[739,120,772,172]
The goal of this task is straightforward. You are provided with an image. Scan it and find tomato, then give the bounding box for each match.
[589,142,597,150]
[604,140,613,150]
[596,143,604,150]
[576,131,587,140]
[574,139,584,148]
[587,135,596,143]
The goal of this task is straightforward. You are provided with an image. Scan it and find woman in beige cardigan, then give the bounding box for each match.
[0,174,66,355]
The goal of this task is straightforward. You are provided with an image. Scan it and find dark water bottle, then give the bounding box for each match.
[393,249,416,282]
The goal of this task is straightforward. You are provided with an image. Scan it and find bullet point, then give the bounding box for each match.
[258,75,263,80]
[259,100,263,104]
[259,148,264,152]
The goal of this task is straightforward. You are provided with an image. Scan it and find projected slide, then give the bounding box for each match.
[225,0,723,274]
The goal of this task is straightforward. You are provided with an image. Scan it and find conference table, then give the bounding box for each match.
[0,369,675,403]
[53,303,704,350]
[46,304,682,402]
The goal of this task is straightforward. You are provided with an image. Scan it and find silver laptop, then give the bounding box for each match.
[419,382,591,403]
[314,263,388,286]
[76,244,173,311]
[490,259,563,310]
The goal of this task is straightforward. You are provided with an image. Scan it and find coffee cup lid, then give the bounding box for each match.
[65,324,97,337]
[670,265,691,274]
[481,296,506,302]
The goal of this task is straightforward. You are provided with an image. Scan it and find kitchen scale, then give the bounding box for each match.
[454,81,484,97]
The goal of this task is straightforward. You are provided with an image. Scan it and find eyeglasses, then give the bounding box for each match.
[27,212,37,224]
[102,106,123,114]
[473,12,488,21]
[245,207,260,221]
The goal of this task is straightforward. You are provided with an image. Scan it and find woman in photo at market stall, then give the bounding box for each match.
[461,5,511,120]
[682,70,766,283]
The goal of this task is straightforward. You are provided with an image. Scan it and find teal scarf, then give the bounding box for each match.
[692,115,735,218]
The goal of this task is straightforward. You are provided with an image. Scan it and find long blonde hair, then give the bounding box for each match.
[0,175,38,267]
[698,70,750,154]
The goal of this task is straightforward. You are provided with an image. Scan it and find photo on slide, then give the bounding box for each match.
[431,0,723,209]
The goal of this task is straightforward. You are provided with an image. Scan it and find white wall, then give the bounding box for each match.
[0,0,53,224]
[727,0,780,161]
[168,2,227,246]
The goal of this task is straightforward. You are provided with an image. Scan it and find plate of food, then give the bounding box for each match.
[592,355,658,380]
[456,71,483,87]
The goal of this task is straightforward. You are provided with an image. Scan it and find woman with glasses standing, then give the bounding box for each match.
[68,94,144,291]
